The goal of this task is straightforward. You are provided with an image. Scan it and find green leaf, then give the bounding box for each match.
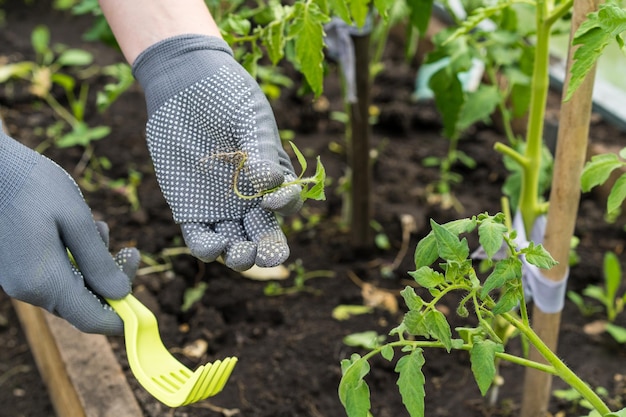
[603,251,621,305]
[426,310,452,351]
[339,354,372,417]
[492,281,522,315]
[408,266,445,289]
[429,67,465,139]
[407,0,434,34]
[607,173,626,216]
[605,323,626,343]
[481,257,522,298]
[343,331,385,349]
[309,156,327,199]
[50,72,76,92]
[567,4,626,101]
[414,234,439,268]
[0,62,35,83]
[403,310,429,337]
[414,218,476,268]
[350,0,371,27]
[605,409,626,417]
[181,282,208,312]
[478,216,508,259]
[332,304,374,320]
[328,0,351,23]
[373,0,395,20]
[457,85,502,132]
[400,286,424,311]
[395,349,426,417]
[381,345,394,361]
[470,339,504,396]
[430,219,469,262]
[581,153,624,192]
[289,141,308,176]
[522,242,558,270]
[56,48,93,67]
[31,25,51,57]
[262,19,286,65]
[287,1,330,97]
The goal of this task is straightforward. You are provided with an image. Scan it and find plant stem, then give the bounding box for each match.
[502,312,612,414]
[363,340,557,375]
[518,13,551,236]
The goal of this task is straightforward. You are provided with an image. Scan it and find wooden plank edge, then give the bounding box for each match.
[12,300,143,417]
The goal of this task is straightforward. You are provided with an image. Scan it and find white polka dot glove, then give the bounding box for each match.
[133,35,302,271]
[0,129,139,335]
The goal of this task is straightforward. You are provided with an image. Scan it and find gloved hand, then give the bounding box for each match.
[0,128,139,335]
[132,35,302,271]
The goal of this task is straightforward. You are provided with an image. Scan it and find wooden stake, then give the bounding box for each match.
[349,32,373,249]
[520,0,600,415]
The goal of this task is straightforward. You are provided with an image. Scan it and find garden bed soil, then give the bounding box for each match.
[1,3,625,417]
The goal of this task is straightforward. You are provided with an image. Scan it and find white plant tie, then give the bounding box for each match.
[511,212,568,314]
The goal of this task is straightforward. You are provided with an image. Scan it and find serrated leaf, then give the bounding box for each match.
[493,282,522,314]
[607,173,626,216]
[431,219,470,262]
[339,355,371,417]
[581,153,624,192]
[426,309,452,351]
[414,218,476,268]
[408,266,445,289]
[481,257,522,298]
[403,310,429,337]
[328,0,351,23]
[414,233,439,268]
[350,0,371,27]
[287,2,330,97]
[395,349,426,417]
[470,340,504,396]
[262,19,286,65]
[523,243,558,269]
[567,4,626,101]
[400,286,425,311]
[478,217,508,259]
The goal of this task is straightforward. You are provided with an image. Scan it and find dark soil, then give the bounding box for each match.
[1,3,625,417]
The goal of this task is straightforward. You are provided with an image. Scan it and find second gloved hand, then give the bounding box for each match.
[133,35,302,271]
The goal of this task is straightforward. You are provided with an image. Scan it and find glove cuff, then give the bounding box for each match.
[132,34,234,117]
[0,129,37,214]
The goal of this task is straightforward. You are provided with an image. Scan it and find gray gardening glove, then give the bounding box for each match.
[0,129,139,335]
[133,34,302,271]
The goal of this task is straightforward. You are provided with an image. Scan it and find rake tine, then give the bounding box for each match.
[184,364,216,405]
[197,358,238,402]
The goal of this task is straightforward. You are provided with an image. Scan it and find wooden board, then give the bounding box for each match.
[12,300,143,417]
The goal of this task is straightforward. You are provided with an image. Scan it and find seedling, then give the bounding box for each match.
[568,251,626,344]
[204,141,326,203]
[339,213,624,417]
[264,259,335,296]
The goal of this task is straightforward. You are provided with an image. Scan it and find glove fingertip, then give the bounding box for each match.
[182,224,228,263]
[261,183,303,216]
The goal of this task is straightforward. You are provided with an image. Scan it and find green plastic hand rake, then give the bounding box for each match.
[107,294,237,407]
